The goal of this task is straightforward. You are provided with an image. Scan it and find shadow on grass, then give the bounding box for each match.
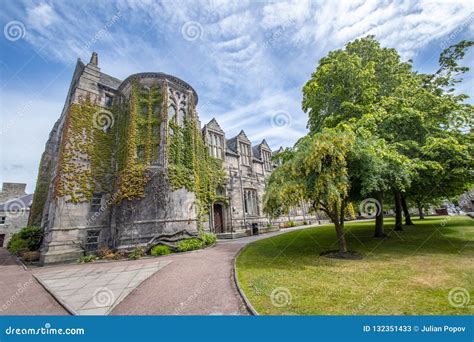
[238,216,474,271]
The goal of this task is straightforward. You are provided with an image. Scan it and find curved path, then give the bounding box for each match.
[112,226,312,315]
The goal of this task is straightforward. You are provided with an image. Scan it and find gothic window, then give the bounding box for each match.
[240,142,251,165]
[209,132,224,159]
[168,105,176,121]
[142,105,148,116]
[244,189,258,216]
[85,230,100,251]
[262,150,272,171]
[178,108,186,126]
[90,193,102,213]
[153,104,160,114]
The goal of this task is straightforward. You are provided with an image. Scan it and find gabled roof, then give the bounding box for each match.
[227,130,251,153]
[272,146,284,156]
[236,130,251,144]
[252,139,272,160]
[204,118,224,133]
[0,194,33,211]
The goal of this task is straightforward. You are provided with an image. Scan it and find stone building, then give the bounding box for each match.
[0,183,32,247]
[31,53,315,264]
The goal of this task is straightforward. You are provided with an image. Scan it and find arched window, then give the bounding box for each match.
[178,109,186,126]
[168,105,176,122]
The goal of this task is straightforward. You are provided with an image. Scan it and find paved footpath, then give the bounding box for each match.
[0,225,315,315]
[112,226,313,315]
[0,248,67,315]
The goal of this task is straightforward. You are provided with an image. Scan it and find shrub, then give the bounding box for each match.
[96,245,113,259]
[22,251,40,262]
[177,238,204,252]
[302,220,308,226]
[78,255,97,263]
[7,226,43,255]
[7,238,29,256]
[128,246,145,260]
[200,232,217,246]
[150,245,172,256]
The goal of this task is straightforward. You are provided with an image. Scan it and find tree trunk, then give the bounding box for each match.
[334,220,348,254]
[394,191,403,231]
[340,200,345,229]
[374,192,386,237]
[418,203,425,219]
[401,194,414,225]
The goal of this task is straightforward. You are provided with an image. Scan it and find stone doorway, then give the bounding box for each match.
[0,234,4,247]
[213,203,224,234]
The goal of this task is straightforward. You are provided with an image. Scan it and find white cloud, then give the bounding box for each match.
[1,0,473,190]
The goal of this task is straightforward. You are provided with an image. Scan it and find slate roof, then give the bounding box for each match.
[99,72,122,90]
[0,194,33,211]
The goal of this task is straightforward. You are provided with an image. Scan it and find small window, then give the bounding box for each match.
[90,194,102,213]
[142,105,148,116]
[262,150,272,171]
[105,95,113,107]
[153,104,160,114]
[209,132,224,159]
[85,230,100,251]
[240,142,251,165]
[0,216,6,225]
[244,189,258,216]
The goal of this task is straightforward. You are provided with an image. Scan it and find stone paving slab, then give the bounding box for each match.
[33,260,171,315]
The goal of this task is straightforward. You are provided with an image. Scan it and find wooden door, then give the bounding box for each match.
[213,204,223,233]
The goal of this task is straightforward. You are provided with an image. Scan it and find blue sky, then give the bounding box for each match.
[0,0,473,192]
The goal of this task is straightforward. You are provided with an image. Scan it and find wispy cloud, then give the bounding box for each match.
[0,0,473,191]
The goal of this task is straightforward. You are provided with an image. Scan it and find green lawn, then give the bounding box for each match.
[236,216,474,315]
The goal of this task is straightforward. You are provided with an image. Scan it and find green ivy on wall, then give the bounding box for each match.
[114,82,162,203]
[168,108,226,222]
[55,98,115,203]
[28,156,52,226]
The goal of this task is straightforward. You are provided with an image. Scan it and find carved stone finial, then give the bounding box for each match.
[89,52,98,66]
